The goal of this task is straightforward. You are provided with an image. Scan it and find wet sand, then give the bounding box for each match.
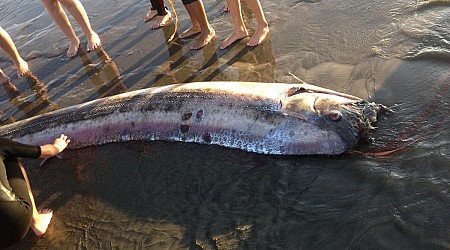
[1,0,449,249]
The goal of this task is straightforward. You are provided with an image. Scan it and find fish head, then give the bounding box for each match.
[280,90,383,154]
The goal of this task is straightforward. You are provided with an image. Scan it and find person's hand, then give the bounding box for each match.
[53,134,70,153]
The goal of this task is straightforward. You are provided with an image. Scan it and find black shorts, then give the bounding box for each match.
[182,0,198,5]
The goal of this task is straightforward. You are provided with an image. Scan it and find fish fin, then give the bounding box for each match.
[39,158,49,167]
[288,72,308,85]
[282,110,308,121]
[39,154,62,168]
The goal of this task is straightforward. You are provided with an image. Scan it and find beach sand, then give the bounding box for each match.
[1,0,449,249]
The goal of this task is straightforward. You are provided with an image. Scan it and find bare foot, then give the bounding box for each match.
[67,38,80,58]
[150,12,172,30]
[247,25,269,47]
[144,9,157,22]
[31,208,53,236]
[220,30,248,49]
[14,58,30,77]
[86,32,101,52]
[189,28,215,50]
[179,26,201,39]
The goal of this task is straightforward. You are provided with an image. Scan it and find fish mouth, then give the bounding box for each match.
[339,100,388,144]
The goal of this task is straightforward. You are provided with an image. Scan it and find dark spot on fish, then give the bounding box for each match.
[195,109,204,122]
[131,121,135,127]
[289,130,295,137]
[182,112,193,121]
[359,124,365,137]
[180,124,190,133]
[202,132,211,143]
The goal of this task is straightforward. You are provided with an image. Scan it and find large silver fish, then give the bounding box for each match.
[0,82,385,155]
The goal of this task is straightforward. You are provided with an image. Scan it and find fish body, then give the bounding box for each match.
[0,82,383,155]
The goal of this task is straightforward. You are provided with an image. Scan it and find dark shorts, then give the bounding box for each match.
[149,0,167,16]
[182,0,197,5]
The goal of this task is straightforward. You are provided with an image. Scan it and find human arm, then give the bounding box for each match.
[39,134,70,158]
[0,134,70,159]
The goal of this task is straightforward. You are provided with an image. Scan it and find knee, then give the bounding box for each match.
[59,0,78,9]
[42,0,61,12]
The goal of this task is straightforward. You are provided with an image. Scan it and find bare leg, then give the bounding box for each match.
[243,0,268,47]
[220,0,248,49]
[59,0,101,52]
[0,27,29,77]
[0,69,11,84]
[41,0,80,57]
[150,11,172,29]
[184,1,215,50]
[179,5,201,38]
[18,160,53,236]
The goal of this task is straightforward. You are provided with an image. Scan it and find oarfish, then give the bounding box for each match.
[0,82,385,155]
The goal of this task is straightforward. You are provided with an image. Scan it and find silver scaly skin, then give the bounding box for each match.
[0,82,385,155]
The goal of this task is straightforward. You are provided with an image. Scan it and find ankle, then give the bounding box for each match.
[205,25,215,33]
[87,32,98,39]
[69,37,80,45]
[258,21,269,30]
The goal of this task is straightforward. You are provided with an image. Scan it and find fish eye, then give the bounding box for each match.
[328,111,342,122]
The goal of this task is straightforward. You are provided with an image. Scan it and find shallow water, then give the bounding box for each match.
[1,0,449,249]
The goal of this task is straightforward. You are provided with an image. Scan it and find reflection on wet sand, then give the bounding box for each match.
[149,24,224,86]
[151,21,275,86]
[78,46,127,98]
[0,74,58,125]
[211,35,275,82]
[0,46,126,125]
[151,25,187,86]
